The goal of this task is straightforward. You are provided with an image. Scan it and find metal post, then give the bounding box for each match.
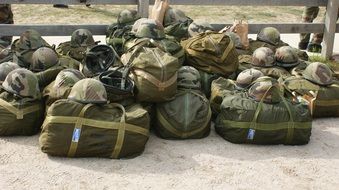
[138,0,149,18]
[321,0,339,58]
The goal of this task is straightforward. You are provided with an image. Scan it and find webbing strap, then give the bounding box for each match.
[315,99,339,106]
[222,120,311,130]
[0,99,40,119]
[133,69,177,91]
[156,104,212,138]
[67,104,93,157]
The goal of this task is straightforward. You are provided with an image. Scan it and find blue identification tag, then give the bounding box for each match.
[247,129,255,140]
[72,128,81,142]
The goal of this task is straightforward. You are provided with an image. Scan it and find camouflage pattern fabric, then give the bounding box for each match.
[2,68,41,100]
[257,27,281,46]
[163,8,193,41]
[226,32,243,49]
[132,18,166,40]
[275,46,300,68]
[251,47,275,67]
[31,47,59,72]
[300,7,339,45]
[117,9,140,25]
[0,4,13,47]
[248,38,288,54]
[236,68,264,89]
[0,61,19,83]
[188,21,214,37]
[177,66,201,90]
[70,29,96,47]
[68,78,108,104]
[302,62,333,86]
[248,77,281,103]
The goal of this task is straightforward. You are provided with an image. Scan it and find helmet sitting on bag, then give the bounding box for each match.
[54,69,85,89]
[0,62,20,83]
[252,47,275,67]
[30,47,59,72]
[236,68,264,89]
[248,77,281,104]
[275,46,300,68]
[302,62,333,86]
[16,29,48,50]
[132,18,166,39]
[188,21,214,37]
[177,66,201,90]
[2,68,41,100]
[118,9,141,25]
[68,78,107,104]
[164,8,189,26]
[70,29,96,48]
[257,27,281,46]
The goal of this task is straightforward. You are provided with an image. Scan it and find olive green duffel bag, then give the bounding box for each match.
[155,90,211,139]
[40,100,150,159]
[181,31,239,76]
[0,92,44,136]
[122,45,180,102]
[215,90,312,145]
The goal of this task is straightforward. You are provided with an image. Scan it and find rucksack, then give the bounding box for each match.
[40,101,150,159]
[155,89,211,139]
[181,31,239,76]
[106,24,133,56]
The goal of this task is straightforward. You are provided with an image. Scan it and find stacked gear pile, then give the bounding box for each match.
[40,79,150,158]
[155,66,212,139]
[163,8,193,41]
[0,68,44,136]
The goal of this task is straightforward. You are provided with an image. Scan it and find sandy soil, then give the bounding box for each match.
[1,118,339,190]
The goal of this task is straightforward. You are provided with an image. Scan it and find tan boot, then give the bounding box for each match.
[150,0,169,27]
[233,20,249,49]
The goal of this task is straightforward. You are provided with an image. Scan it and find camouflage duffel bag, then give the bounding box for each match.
[155,90,211,139]
[181,31,239,76]
[122,45,180,102]
[56,41,88,62]
[199,70,220,98]
[39,101,150,159]
[215,92,312,145]
[0,91,44,136]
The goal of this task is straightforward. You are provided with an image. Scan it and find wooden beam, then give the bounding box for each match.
[0,23,338,36]
[1,0,138,5]
[138,0,149,18]
[149,0,327,6]
[322,0,339,58]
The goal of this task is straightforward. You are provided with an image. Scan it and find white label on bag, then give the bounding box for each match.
[247,129,255,140]
[72,128,81,142]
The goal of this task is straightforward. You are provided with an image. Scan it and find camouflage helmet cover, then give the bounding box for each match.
[257,27,281,46]
[31,47,59,72]
[164,7,188,26]
[118,9,141,25]
[0,62,20,82]
[302,62,333,86]
[248,77,281,103]
[132,18,166,39]
[252,47,275,67]
[177,66,201,89]
[2,68,41,100]
[275,46,300,68]
[53,69,85,89]
[70,29,96,47]
[226,32,242,49]
[188,20,214,37]
[236,68,264,89]
[68,78,108,104]
[18,29,47,50]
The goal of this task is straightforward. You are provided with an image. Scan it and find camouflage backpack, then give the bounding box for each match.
[181,31,239,77]
[56,29,97,62]
[215,79,312,145]
[121,44,180,102]
[0,68,44,136]
[11,29,51,68]
[163,7,193,41]
[106,9,141,56]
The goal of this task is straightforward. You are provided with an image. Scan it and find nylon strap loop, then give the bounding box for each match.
[0,99,40,119]
[133,69,177,91]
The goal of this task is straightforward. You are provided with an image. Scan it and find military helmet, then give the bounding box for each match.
[18,29,47,50]
[177,66,201,89]
[132,18,166,39]
[30,47,59,72]
[302,62,333,86]
[0,62,20,83]
[2,68,40,100]
[53,69,85,89]
[248,77,281,103]
[252,47,275,67]
[188,20,214,37]
[226,32,242,49]
[164,8,188,26]
[257,27,281,46]
[275,46,300,68]
[70,29,96,47]
[236,69,264,89]
[84,45,115,76]
[68,78,108,104]
[117,9,141,25]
